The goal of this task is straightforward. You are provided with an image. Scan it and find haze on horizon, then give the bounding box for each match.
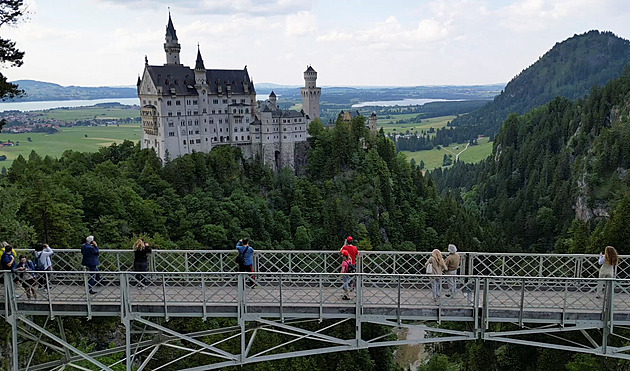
[5,0,630,88]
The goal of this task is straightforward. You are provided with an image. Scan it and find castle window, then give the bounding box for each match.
[177,112,181,116]
[167,101,172,106]
[246,118,249,123]
[241,136,244,140]
[196,139,201,143]
[245,108,249,113]
[193,100,197,105]
[232,99,236,103]
[189,131,193,135]
[180,121,185,126]
[204,128,207,132]
[203,108,206,113]
[183,140,186,145]
[194,111,198,115]
[195,130,199,134]
[219,119,223,124]
[233,109,236,113]
[222,99,228,104]
[188,120,192,125]
[283,128,286,131]
[168,122,174,127]
[143,100,146,105]
[240,99,245,103]
[168,112,172,117]
[169,132,175,137]
[213,99,219,104]
[212,110,215,114]
[176,100,181,105]
[187,111,191,115]
[284,136,287,139]
[247,135,250,140]
[220,128,222,132]
[210,119,214,124]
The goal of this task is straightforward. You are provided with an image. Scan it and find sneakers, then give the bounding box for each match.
[342,295,350,300]
[89,290,97,295]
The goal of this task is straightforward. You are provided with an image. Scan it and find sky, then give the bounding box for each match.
[3,0,630,87]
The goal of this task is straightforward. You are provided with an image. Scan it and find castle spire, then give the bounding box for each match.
[164,12,181,65]
[195,44,205,70]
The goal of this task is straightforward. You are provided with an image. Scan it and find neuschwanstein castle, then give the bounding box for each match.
[137,14,320,170]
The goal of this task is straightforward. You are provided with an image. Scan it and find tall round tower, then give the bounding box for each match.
[164,13,181,65]
[300,65,321,121]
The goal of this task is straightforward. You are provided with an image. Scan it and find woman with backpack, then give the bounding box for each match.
[340,250,354,300]
[426,249,448,301]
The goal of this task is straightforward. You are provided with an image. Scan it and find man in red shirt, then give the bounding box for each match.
[340,236,359,265]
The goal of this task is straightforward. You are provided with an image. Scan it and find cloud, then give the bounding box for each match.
[97,0,311,16]
[285,11,316,36]
[316,15,450,51]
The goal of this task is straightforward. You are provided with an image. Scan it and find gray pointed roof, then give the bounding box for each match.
[305,66,316,73]
[269,91,276,97]
[195,47,205,70]
[145,64,255,96]
[166,14,178,40]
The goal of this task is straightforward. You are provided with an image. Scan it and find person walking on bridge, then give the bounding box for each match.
[81,236,101,295]
[597,245,618,299]
[236,238,256,287]
[340,236,359,265]
[426,249,447,301]
[444,244,461,298]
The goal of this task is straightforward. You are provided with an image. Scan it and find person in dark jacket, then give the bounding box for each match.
[13,255,38,300]
[1,244,16,284]
[81,235,100,294]
[133,238,152,288]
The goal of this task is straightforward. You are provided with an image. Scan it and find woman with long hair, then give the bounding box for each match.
[133,238,152,288]
[426,249,448,300]
[597,245,619,298]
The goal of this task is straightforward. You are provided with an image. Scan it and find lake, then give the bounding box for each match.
[0,98,141,112]
[352,98,460,108]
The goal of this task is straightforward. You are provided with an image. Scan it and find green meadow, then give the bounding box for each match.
[401,136,493,170]
[41,105,140,121]
[379,115,455,135]
[0,124,141,169]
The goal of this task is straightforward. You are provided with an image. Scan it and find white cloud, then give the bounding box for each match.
[97,0,311,16]
[285,11,317,36]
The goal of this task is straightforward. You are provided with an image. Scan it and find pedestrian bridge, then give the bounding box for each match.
[2,250,630,370]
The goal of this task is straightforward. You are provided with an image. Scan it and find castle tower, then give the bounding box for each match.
[164,13,181,65]
[300,66,321,121]
[269,91,277,109]
[369,112,378,134]
[194,45,206,85]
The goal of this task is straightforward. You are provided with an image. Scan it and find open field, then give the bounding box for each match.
[379,115,455,135]
[401,136,493,170]
[41,105,140,121]
[0,124,140,169]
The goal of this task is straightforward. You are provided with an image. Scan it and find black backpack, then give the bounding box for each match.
[346,262,356,273]
[33,252,45,271]
[235,246,249,265]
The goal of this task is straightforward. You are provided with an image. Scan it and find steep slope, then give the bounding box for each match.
[450,30,630,139]
[434,70,630,253]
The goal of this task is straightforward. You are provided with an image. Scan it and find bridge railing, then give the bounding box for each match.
[3,271,628,323]
[12,249,630,278]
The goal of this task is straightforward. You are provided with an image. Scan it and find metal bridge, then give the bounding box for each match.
[3,250,630,370]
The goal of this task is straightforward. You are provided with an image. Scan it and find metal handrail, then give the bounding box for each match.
[11,248,625,278]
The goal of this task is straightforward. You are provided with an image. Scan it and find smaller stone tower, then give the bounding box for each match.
[369,112,378,134]
[269,91,277,109]
[164,13,181,65]
[300,65,321,121]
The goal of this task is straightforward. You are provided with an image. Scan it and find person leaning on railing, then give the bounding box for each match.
[133,238,152,288]
[597,245,619,299]
[444,244,461,298]
[81,236,101,295]
[426,249,448,301]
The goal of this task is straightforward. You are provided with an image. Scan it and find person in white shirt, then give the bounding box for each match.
[34,243,54,290]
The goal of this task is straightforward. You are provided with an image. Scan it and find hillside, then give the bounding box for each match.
[449,30,630,139]
[7,80,137,101]
[434,70,630,254]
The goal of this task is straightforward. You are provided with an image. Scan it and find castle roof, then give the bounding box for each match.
[305,66,316,73]
[144,64,255,96]
[195,46,205,70]
[166,14,178,40]
[269,91,276,97]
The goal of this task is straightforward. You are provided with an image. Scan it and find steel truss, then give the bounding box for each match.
[5,272,630,369]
